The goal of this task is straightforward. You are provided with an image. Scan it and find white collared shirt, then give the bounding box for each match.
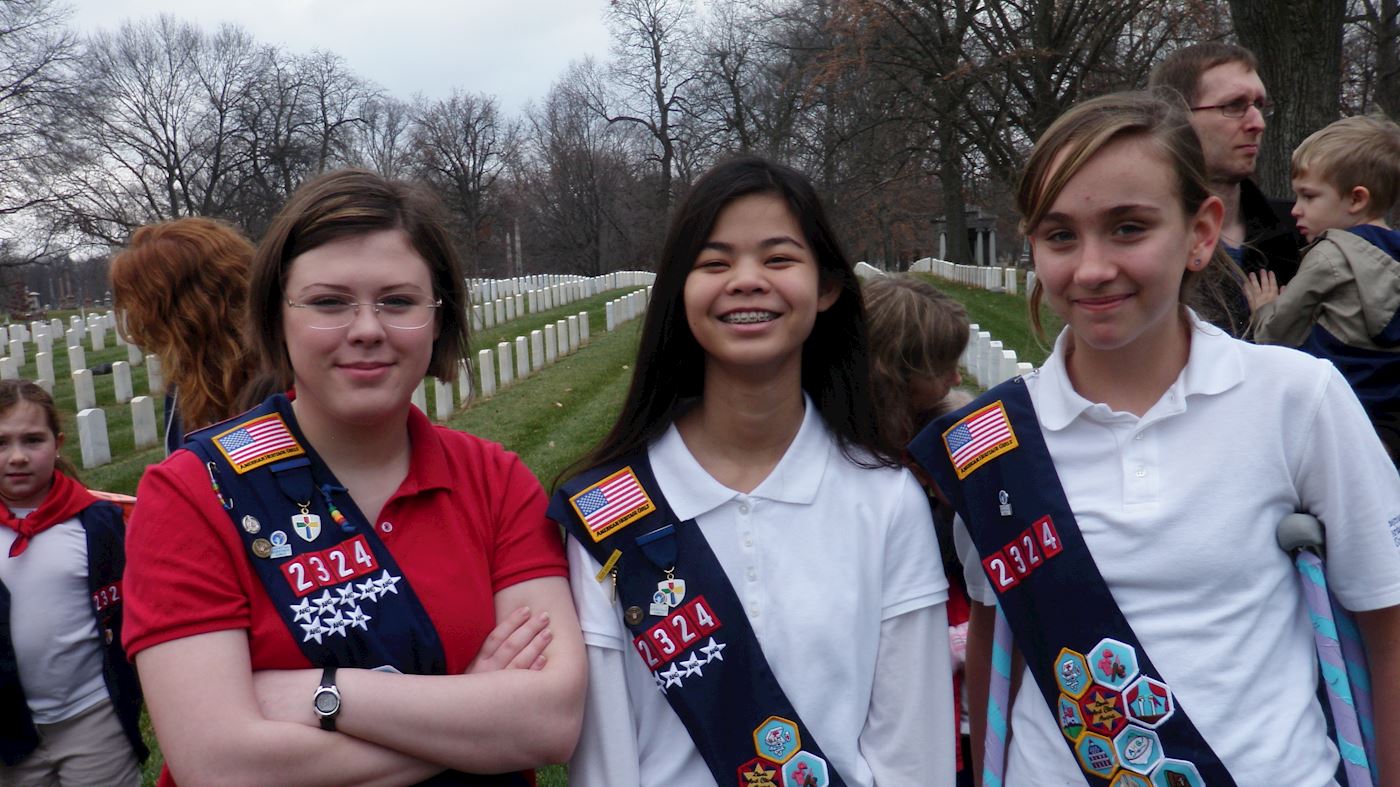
[957,314,1400,786]
[567,397,952,786]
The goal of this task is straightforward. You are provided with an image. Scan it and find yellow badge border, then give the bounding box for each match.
[213,413,305,475]
[942,401,1019,480]
[570,466,656,543]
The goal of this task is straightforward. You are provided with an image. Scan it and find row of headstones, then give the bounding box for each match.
[909,257,1026,296]
[3,342,156,414]
[74,390,164,469]
[962,322,1035,388]
[468,271,655,325]
[1,311,134,361]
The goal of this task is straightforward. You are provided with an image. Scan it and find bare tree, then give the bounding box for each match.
[411,90,519,276]
[353,96,415,177]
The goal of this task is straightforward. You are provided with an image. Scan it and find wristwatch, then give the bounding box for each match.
[313,667,341,731]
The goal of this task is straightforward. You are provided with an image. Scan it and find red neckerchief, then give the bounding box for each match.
[1,471,98,557]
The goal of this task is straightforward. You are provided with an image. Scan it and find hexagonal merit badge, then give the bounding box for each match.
[1078,686,1129,738]
[736,757,784,786]
[1124,676,1175,728]
[1113,725,1165,775]
[1150,759,1204,787]
[1054,647,1092,698]
[1075,732,1119,779]
[753,716,801,764]
[781,751,829,787]
[1110,771,1153,787]
[1058,694,1086,741]
[1089,638,1140,690]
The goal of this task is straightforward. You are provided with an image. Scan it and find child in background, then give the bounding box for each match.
[1246,114,1400,462]
[555,156,954,786]
[862,273,974,786]
[0,380,145,785]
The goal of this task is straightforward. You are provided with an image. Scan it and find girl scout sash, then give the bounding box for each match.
[907,378,1236,787]
[185,395,525,787]
[552,455,849,787]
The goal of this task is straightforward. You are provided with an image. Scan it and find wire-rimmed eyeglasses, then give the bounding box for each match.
[1189,98,1274,118]
[285,296,442,331]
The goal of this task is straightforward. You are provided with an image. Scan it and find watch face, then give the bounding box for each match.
[314,689,340,715]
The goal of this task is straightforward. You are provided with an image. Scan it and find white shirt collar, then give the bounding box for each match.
[650,392,833,522]
[1033,309,1246,431]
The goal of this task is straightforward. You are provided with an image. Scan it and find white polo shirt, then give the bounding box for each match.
[567,397,953,787]
[956,315,1400,786]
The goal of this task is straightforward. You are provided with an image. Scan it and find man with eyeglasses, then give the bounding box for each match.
[1151,43,1303,291]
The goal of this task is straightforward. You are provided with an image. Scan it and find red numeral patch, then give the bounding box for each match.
[635,596,724,670]
[985,516,1062,594]
[281,535,380,597]
[91,581,122,612]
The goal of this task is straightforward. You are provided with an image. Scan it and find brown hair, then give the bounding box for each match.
[1148,43,1260,106]
[248,169,470,387]
[1292,114,1400,219]
[863,274,969,448]
[0,380,79,479]
[110,217,255,431]
[1019,90,1245,338]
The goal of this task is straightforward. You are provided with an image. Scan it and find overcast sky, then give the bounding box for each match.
[65,0,614,114]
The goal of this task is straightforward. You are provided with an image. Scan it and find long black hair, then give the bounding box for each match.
[564,155,892,484]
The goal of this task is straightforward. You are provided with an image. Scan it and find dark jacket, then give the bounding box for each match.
[0,501,147,766]
[1240,178,1304,285]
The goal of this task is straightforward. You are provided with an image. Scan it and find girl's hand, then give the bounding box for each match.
[1244,270,1281,311]
[466,606,553,674]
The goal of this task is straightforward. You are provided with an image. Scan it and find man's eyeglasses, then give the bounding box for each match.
[1190,98,1274,118]
[285,296,442,330]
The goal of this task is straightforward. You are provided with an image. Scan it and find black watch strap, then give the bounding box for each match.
[314,666,340,731]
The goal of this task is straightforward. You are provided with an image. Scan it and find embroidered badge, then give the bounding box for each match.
[1150,758,1204,786]
[1124,677,1175,728]
[737,757,781,786]
[213,413,304,474]
[631,596,725,691]
[1058,694,1086,741]
[753,716,801,764]
[1079,687,1128,737]
[1054,648,1092,698]
[1110,771,1152,787]
[286,566,402,644]
[943,401,1018,479]
[1075,732,1119,779]
[1089,638,1139,690]
[570,466,656,542]
[1114,726,1164,775]
[782,751,829,786]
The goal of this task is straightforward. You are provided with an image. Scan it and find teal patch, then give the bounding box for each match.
[1089,637,1139,690]
[1123,676,1174,728]
[1114,725,1164,775]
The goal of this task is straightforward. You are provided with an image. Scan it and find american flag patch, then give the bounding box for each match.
[213,414,304,474]
[570,467,655,542]
[943,402,1018,479]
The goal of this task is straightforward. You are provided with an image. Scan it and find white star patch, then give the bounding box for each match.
[654,671,667,694]
[323,610,349,637]
[701,637,725,663]
[356,578,381,602]
[290,597,315,623]
[345,605,371,631]
[374,570,401,596]
[660,662,684,689]
[679,652,705,678]
[301,619,326,644]
[312,589,338,615]
[335,585,358,606]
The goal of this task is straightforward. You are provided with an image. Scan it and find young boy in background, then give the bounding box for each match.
[1246,114,1400,462]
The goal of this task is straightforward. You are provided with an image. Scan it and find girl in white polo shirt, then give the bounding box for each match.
[552,156,955,787]
[938,92,1400,786]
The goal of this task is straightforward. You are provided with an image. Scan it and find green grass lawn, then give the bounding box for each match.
[911,272,1064,368]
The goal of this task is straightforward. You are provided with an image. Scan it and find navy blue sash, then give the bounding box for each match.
[186,395,524,787]
[552,455,848,787]
[908,379,1235,787]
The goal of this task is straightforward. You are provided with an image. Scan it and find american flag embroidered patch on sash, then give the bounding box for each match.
[213,414,304,474]
[570,466,656,542]
[944,401,1018,479]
